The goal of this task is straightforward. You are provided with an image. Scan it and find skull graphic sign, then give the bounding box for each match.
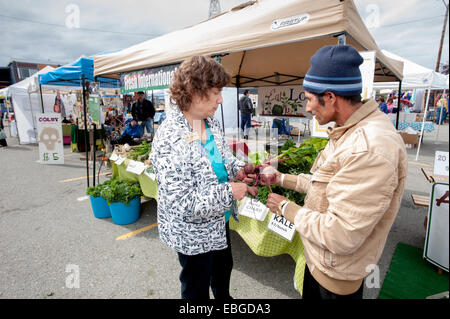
[36,113,64,164]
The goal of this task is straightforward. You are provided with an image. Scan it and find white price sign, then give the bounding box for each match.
[238,197,269,221]
[109,153,119,161]
[433,151,449,176]
[115,156,126,165]
[267,213,296,241]
[126,160,146,175]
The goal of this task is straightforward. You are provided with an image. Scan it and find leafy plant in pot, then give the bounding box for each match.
[100,179,143,225]
[86,180,113,219]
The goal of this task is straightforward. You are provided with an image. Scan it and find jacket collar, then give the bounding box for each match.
[327,99,378,141]
[170,105,214,132]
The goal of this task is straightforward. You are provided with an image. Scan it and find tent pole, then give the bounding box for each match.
[39,84,44,113]
[27,92,38,142]
[435,88,446,143]
[82,75,90,188]
[236,75,240,140]
[415,87,431,161]
[337,33,346,45]
[395,81,402,130]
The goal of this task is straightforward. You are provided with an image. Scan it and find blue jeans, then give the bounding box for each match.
[140,119,153,136]
[240,113,251,136]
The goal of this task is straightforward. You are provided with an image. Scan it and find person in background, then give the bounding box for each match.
[0,126,7,147]
[255,45,407,299]
[238,89,253,139]
[150,56,252,300]
[111,118,141,145]
[131,91,155,137]
[377,96,388,114]
[386,97,394,113]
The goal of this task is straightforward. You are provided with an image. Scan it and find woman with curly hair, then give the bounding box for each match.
[150,56,251,300]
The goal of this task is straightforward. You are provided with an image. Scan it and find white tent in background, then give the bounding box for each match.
[372,50,448,160]
[373,50,448,90]
[4,66,56,144]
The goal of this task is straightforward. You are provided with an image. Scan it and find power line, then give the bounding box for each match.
[0,13,158,37]
[375,15,446,28]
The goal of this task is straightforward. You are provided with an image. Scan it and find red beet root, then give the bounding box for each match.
[244,163,256,175]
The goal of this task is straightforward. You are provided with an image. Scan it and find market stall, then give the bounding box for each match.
[93,0,405,295]
[2,66,55,144]
[38,54,121,187]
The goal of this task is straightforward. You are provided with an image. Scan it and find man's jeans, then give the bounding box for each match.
[240,113,251,137]
[140,119,153,136]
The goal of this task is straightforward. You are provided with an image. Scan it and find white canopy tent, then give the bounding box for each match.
[372,50,448,160]
[373,50,448,90]
[4,66,57,144]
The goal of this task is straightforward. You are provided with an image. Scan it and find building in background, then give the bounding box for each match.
[7,60,64,84]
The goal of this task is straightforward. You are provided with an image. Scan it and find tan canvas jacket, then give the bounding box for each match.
[282,99,408,295]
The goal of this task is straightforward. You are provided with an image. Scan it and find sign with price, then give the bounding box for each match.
[433,151,449,177]
[267,213,296,242]
[36,113,64,165]
[238,197,269,221]
[424,182,449,272]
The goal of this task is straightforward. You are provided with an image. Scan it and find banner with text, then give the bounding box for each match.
[120,64,179,93]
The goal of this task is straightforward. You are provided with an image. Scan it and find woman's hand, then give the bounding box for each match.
[230,182,248,201]
[235,168,255,184]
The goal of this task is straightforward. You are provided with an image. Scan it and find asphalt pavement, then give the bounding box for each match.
[0,121,448,299]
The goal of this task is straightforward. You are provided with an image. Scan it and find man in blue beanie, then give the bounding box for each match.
[259,45,408,299]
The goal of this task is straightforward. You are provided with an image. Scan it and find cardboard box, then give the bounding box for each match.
[398,131,419,147]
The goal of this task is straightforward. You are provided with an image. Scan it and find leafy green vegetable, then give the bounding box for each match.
[100,179,142,205]
[127,141,152,161]
[87,179,142,205]
[247,137,328,205]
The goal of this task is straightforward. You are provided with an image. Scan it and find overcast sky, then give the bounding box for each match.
[0,0,448,72]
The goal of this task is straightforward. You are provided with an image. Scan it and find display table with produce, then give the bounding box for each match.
[110,141,158,199]
[229,211,306,294]
[112,159,158,199]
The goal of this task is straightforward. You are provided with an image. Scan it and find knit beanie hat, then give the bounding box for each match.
[303,45,364,97]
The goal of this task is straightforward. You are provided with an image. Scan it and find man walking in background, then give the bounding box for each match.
[238,89,253,139]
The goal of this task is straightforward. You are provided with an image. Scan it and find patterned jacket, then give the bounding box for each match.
[150,107,244,255]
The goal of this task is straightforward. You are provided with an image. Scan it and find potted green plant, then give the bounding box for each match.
[86,180,112,219]
[100,179,143,225]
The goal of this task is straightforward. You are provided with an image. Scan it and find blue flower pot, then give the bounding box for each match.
[89,196,111,219]
[109,197,141,225]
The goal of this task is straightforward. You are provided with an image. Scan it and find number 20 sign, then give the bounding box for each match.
[434,151,449,177]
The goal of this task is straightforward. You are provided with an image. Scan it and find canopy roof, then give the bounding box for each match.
[94,0,403,86]
[373,50,449,90]
[40,53,120,88]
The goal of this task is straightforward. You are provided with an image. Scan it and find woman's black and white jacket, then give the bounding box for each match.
[150,107,243,256]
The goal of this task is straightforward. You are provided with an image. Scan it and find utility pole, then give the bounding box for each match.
[209,0,221,18]
[435,0,449,72]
